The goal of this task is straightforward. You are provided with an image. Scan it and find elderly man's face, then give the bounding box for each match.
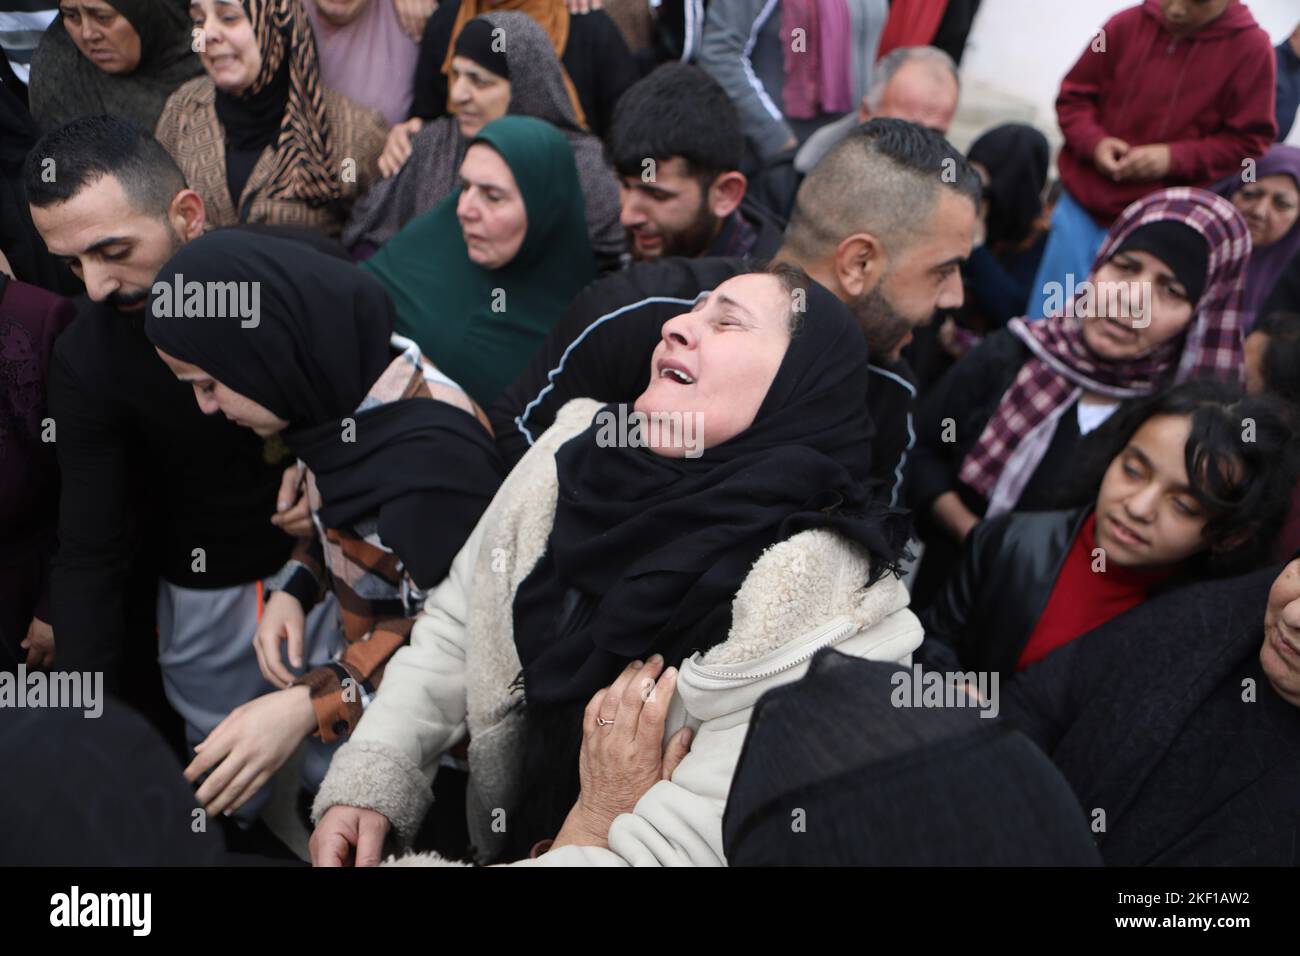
[861,60,960,135]
[1261,559,1300,708]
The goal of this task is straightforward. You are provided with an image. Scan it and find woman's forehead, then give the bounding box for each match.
[713,272,781,306]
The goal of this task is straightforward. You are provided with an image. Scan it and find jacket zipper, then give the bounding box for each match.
[686,617,860,686]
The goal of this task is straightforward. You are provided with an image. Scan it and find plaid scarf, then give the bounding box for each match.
[240,0,338,205]
[959,187,1251,516]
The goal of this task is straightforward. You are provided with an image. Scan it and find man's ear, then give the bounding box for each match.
[856,97,873,124]
[169,189,206,241]
[834,232,886,299]
[707,171,747,220]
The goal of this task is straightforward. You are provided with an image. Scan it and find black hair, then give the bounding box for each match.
[606,63,743,188]
[1251,312,1300,410]
[1056,378,1300,576]
[786,117,981,259]
[23,115,187,218]
[853,117,982,206]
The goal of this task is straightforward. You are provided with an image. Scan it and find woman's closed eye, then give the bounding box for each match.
[1158,277,1189,302]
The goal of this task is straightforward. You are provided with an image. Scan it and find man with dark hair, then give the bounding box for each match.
[492,118,979,506]
[26,116,341,835]
[607,63,783,262]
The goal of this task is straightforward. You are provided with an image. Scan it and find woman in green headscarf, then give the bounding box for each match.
[362,114,596,411]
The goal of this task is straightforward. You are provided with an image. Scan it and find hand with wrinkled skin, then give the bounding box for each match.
[551,656,694,850]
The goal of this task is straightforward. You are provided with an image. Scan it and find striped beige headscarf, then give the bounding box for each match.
[241,0,338,204]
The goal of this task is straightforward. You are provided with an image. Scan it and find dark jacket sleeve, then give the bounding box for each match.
[906,329,1024,515]
[997,634,1088,755]
[864,361,916,507]
[916,513,1008,674]
[31,294,79,624]
[489,273,665,468]
[46,340,133,691]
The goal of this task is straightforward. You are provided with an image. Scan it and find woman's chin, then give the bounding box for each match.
[634,382,690,419]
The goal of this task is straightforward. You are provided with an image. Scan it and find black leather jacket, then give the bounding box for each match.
[917,507,1091,678]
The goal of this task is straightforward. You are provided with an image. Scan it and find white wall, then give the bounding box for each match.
[951,0,1299,149]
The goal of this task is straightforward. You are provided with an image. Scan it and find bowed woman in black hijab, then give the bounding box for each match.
[145,230,502,819]
[309,262,915,866]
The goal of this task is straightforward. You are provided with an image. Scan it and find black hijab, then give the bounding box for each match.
[502,273,909,856]
[513,275,909,706]
[0,50,76,293]
[723,650,1103,866]
[967,123,1050,248]
[145,230,503,589]
[214,54,291,205]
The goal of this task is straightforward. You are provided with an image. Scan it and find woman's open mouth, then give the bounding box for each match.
[657,359,695,385]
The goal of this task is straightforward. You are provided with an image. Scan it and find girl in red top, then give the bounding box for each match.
[918,379,1299,680]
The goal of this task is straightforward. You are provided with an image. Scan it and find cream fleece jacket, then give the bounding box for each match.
[312,399,923,865]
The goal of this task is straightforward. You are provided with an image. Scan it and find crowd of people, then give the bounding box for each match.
[2,0,1300,868]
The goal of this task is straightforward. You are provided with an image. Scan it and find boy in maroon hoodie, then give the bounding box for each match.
[1028,0,1276,318]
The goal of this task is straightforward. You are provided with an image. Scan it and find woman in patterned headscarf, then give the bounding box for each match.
[407,0,637,138]
[343,11,622,263]
[908,187,1252,609]
[29,0,203,135]
[154,0,387,238]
